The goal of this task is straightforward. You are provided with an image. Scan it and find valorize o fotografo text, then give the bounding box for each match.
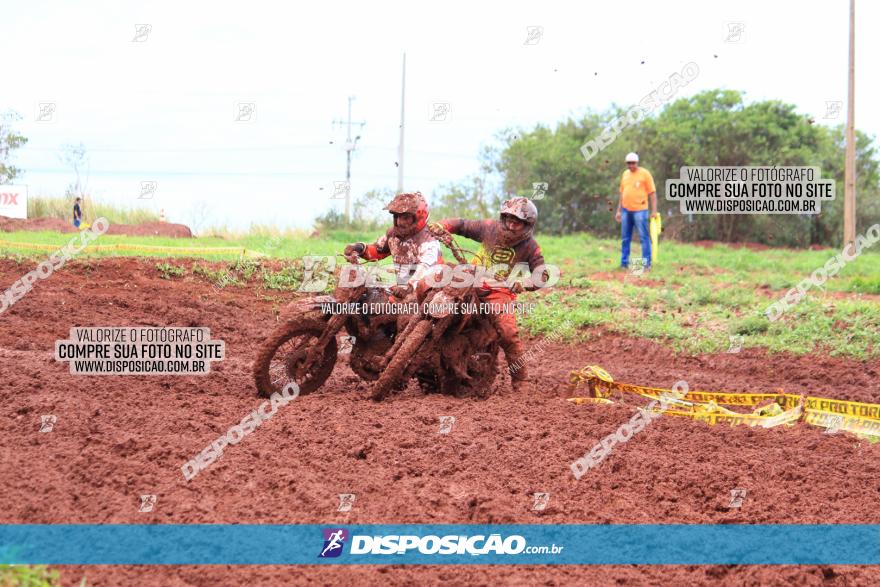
[666,167,834,214]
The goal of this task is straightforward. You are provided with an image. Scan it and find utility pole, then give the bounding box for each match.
[333,96,366,223]
[844,0,856,246]
[397,53,406,194]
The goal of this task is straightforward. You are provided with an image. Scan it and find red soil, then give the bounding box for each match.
[0,257,878,586]
[691,240,832,252]
[692,240,774,251]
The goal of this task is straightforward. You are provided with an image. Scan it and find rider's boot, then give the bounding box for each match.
[491,312,531,390]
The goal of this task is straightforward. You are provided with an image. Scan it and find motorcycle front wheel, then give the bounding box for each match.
[252,318,338,398]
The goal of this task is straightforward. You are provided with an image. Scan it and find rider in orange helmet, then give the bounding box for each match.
[345,191,443,300]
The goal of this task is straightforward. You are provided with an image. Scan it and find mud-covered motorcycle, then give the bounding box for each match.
[252,254,396,397]
[252,227,501,399]
[368,226,502,401]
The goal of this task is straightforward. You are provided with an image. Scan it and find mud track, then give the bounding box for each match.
[0,258,878,586]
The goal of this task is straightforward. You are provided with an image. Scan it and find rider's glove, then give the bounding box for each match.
[427,222,453,247]
[344,242,366,257]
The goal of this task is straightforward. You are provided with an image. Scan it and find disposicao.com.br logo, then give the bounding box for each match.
[319,527,563,558]
[318,528,349,558]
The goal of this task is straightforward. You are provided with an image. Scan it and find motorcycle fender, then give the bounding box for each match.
[284,295,337,322]
[309,295,337,307]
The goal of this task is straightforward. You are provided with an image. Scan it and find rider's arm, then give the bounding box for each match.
[527,243,546,272]
[439,218,488,243]
[361,230,393,261]
[525,242,553,290]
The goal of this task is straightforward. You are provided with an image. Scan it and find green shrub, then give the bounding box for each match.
[0,565,60,587]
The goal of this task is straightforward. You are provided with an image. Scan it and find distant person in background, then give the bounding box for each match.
[615,152,657,270]
[72,197,83,228]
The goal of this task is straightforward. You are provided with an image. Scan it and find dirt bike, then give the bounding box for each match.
[368,225,501,401]
[252,254,399,397]
[252,228,502,400]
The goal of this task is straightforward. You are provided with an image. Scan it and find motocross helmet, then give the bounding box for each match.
[498,196,538,246]
[384,191,429,239]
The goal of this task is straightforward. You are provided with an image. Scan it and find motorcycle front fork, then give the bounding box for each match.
[303,313,347,369]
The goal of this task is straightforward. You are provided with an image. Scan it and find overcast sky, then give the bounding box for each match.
[3,0,877,232]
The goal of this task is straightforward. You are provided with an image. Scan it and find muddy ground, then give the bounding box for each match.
[0,257,878,586]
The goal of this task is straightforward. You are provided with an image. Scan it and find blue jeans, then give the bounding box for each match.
[620,208,651,268]
[73,218,81,228]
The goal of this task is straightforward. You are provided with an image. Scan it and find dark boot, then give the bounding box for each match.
[491,312,529,384]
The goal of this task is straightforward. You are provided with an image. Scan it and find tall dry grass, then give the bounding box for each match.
[27,196,160,225]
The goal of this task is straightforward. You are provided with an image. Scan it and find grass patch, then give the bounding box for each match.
[0,565,61,586]
[849,275,880,294]
[733,315,770,335]
[155,262,185,279]
[1,228,878,358]
[261,262,305,291]
[191,263,240,288]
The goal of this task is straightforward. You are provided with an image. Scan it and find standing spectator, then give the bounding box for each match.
[615,152,657,270]
[72,197,83,228]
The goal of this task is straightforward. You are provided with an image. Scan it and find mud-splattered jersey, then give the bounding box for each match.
[439,218,546,280]
[362,226,443,286]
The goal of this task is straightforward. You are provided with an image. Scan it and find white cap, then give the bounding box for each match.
[625,152,639,163]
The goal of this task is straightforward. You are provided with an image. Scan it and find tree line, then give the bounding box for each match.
[5,90,877,248]
[427,89,880,247]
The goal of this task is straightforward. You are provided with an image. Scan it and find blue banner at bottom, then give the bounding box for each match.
[0,524,877,565]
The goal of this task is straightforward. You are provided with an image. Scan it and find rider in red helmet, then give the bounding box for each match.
[345,191,442,299]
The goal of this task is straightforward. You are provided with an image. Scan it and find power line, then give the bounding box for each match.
[19,168,458,181]
[22,144,338,153]
[22,145,481,159]
[332,96,366,222]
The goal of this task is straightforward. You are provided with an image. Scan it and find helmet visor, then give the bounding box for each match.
[501,214,526,231]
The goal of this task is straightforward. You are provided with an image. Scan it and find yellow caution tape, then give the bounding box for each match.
[568,365,880,437]
[567,397,615,405]
[105,244,250,255]
[0,240,59,251]
[684,391,793,407]
[803,397,880,420]
[0,239,254,256]
[658,403,802,429]
[804,411,880,437]
[570,365,614,385]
